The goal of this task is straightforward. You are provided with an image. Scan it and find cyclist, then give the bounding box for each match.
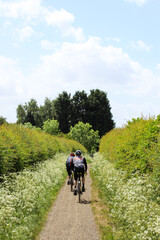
[72,150,87,195]
[66,153,75,185]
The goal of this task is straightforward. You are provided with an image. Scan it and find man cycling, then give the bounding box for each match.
[72,150,87,195]
[66,153,75,185]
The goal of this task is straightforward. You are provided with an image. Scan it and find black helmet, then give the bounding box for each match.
[76,150,81,156]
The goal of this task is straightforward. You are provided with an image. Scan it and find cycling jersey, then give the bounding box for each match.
[66,156,74,167]
[72,156,87,172]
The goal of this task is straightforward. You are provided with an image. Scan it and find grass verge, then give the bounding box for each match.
[0,153,67,240]
[91,172,115,240]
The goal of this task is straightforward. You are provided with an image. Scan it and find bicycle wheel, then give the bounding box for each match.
[78,180,81,203]
[70,175,73,192]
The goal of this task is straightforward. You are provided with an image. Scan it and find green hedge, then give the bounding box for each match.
[0,123,87,174]
[99,116,160,176]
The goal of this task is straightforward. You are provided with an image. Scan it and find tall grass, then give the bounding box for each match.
[0,153,67,240]
[91,153,160,240]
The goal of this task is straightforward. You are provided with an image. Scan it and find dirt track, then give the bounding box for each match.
[37,167,100,240]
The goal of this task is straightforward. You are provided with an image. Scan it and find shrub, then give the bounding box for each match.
[0,123,87,174]
[99,116,160,175]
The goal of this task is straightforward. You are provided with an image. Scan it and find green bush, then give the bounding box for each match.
[99,116,160,175]
[68,121,100,154]
[0,123,87,174]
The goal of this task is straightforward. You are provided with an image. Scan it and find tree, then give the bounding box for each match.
[16,104,26,124]
[71,90,89,126]
[0,116,7,125]
[88,89,115,137]
[54,91,72,133]
[40,97,56,122]
[42,119,59,135]
[68,121,100,154]
[16,99,42,127]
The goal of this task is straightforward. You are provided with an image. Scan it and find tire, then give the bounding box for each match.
[78,181,81,203]
[71,176,73,192]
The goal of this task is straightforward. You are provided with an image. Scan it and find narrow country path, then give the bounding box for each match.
[37,166,100,240]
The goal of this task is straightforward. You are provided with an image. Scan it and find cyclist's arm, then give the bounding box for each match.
[83,157,87,173]
[71,157,74,170]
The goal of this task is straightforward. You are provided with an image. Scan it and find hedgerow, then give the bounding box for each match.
[0,123,87,174]
[99,115,160,177]
[91,153,160,240]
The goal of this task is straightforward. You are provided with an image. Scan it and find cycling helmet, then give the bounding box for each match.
[70,152,75,157]
[75,150,81,156]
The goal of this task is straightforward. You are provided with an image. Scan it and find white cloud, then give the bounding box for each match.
[0,38,159,125]
[41,40,60,50]
[131,40,151,51]
[106,37,121,42]
[25,38,159,98]
[124,0,149,6]
[0,1,84,41]
[0,0,42,21]
[16,25,34,41]
[45,8,85,41]
[0,56,26,96]
[45,8,74,28]
[156,64,160,70]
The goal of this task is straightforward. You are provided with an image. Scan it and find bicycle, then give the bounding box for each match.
[77,172,82,203]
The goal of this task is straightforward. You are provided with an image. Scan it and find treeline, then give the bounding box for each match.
[0,124,87,174]
[16,89,115,137]
[99,115,160,178]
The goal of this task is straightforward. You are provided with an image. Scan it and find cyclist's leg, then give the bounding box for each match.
[67,166,71,184]
[73,168,78,195]
[81,168,85,192]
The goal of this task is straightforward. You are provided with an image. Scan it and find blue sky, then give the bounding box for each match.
[0,0,160,127]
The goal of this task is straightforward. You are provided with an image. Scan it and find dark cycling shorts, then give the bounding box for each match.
[66,166,72,176]
[74,166,84,181]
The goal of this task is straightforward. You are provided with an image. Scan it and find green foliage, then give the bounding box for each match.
[91,153,160,240]
[0,116,7,125]
[68,121,100,154]
[23,122,41,131]
[16,89,115,136]
[0,123,87,174]
[54,89,115,136]
[0,154,67,240]
[71,90,89,126]
[54,91,72,133]
[42,119,59,135]
[99,116,160,176]
[16,99,42,127]
[39,97,56,122]
[88,89,115,136]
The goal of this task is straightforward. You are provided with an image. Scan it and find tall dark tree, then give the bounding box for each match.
[88,89,115,137]
[71,91,89,126]
[54,91,72,133]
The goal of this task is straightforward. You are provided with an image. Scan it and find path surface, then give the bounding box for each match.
[37,167,100,240]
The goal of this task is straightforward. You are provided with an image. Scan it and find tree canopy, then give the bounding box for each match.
[16,89,115,136]
[68,121,100,154]
[0,116,7,125]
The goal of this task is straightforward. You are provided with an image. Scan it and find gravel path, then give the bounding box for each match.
[37,166,100,240]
